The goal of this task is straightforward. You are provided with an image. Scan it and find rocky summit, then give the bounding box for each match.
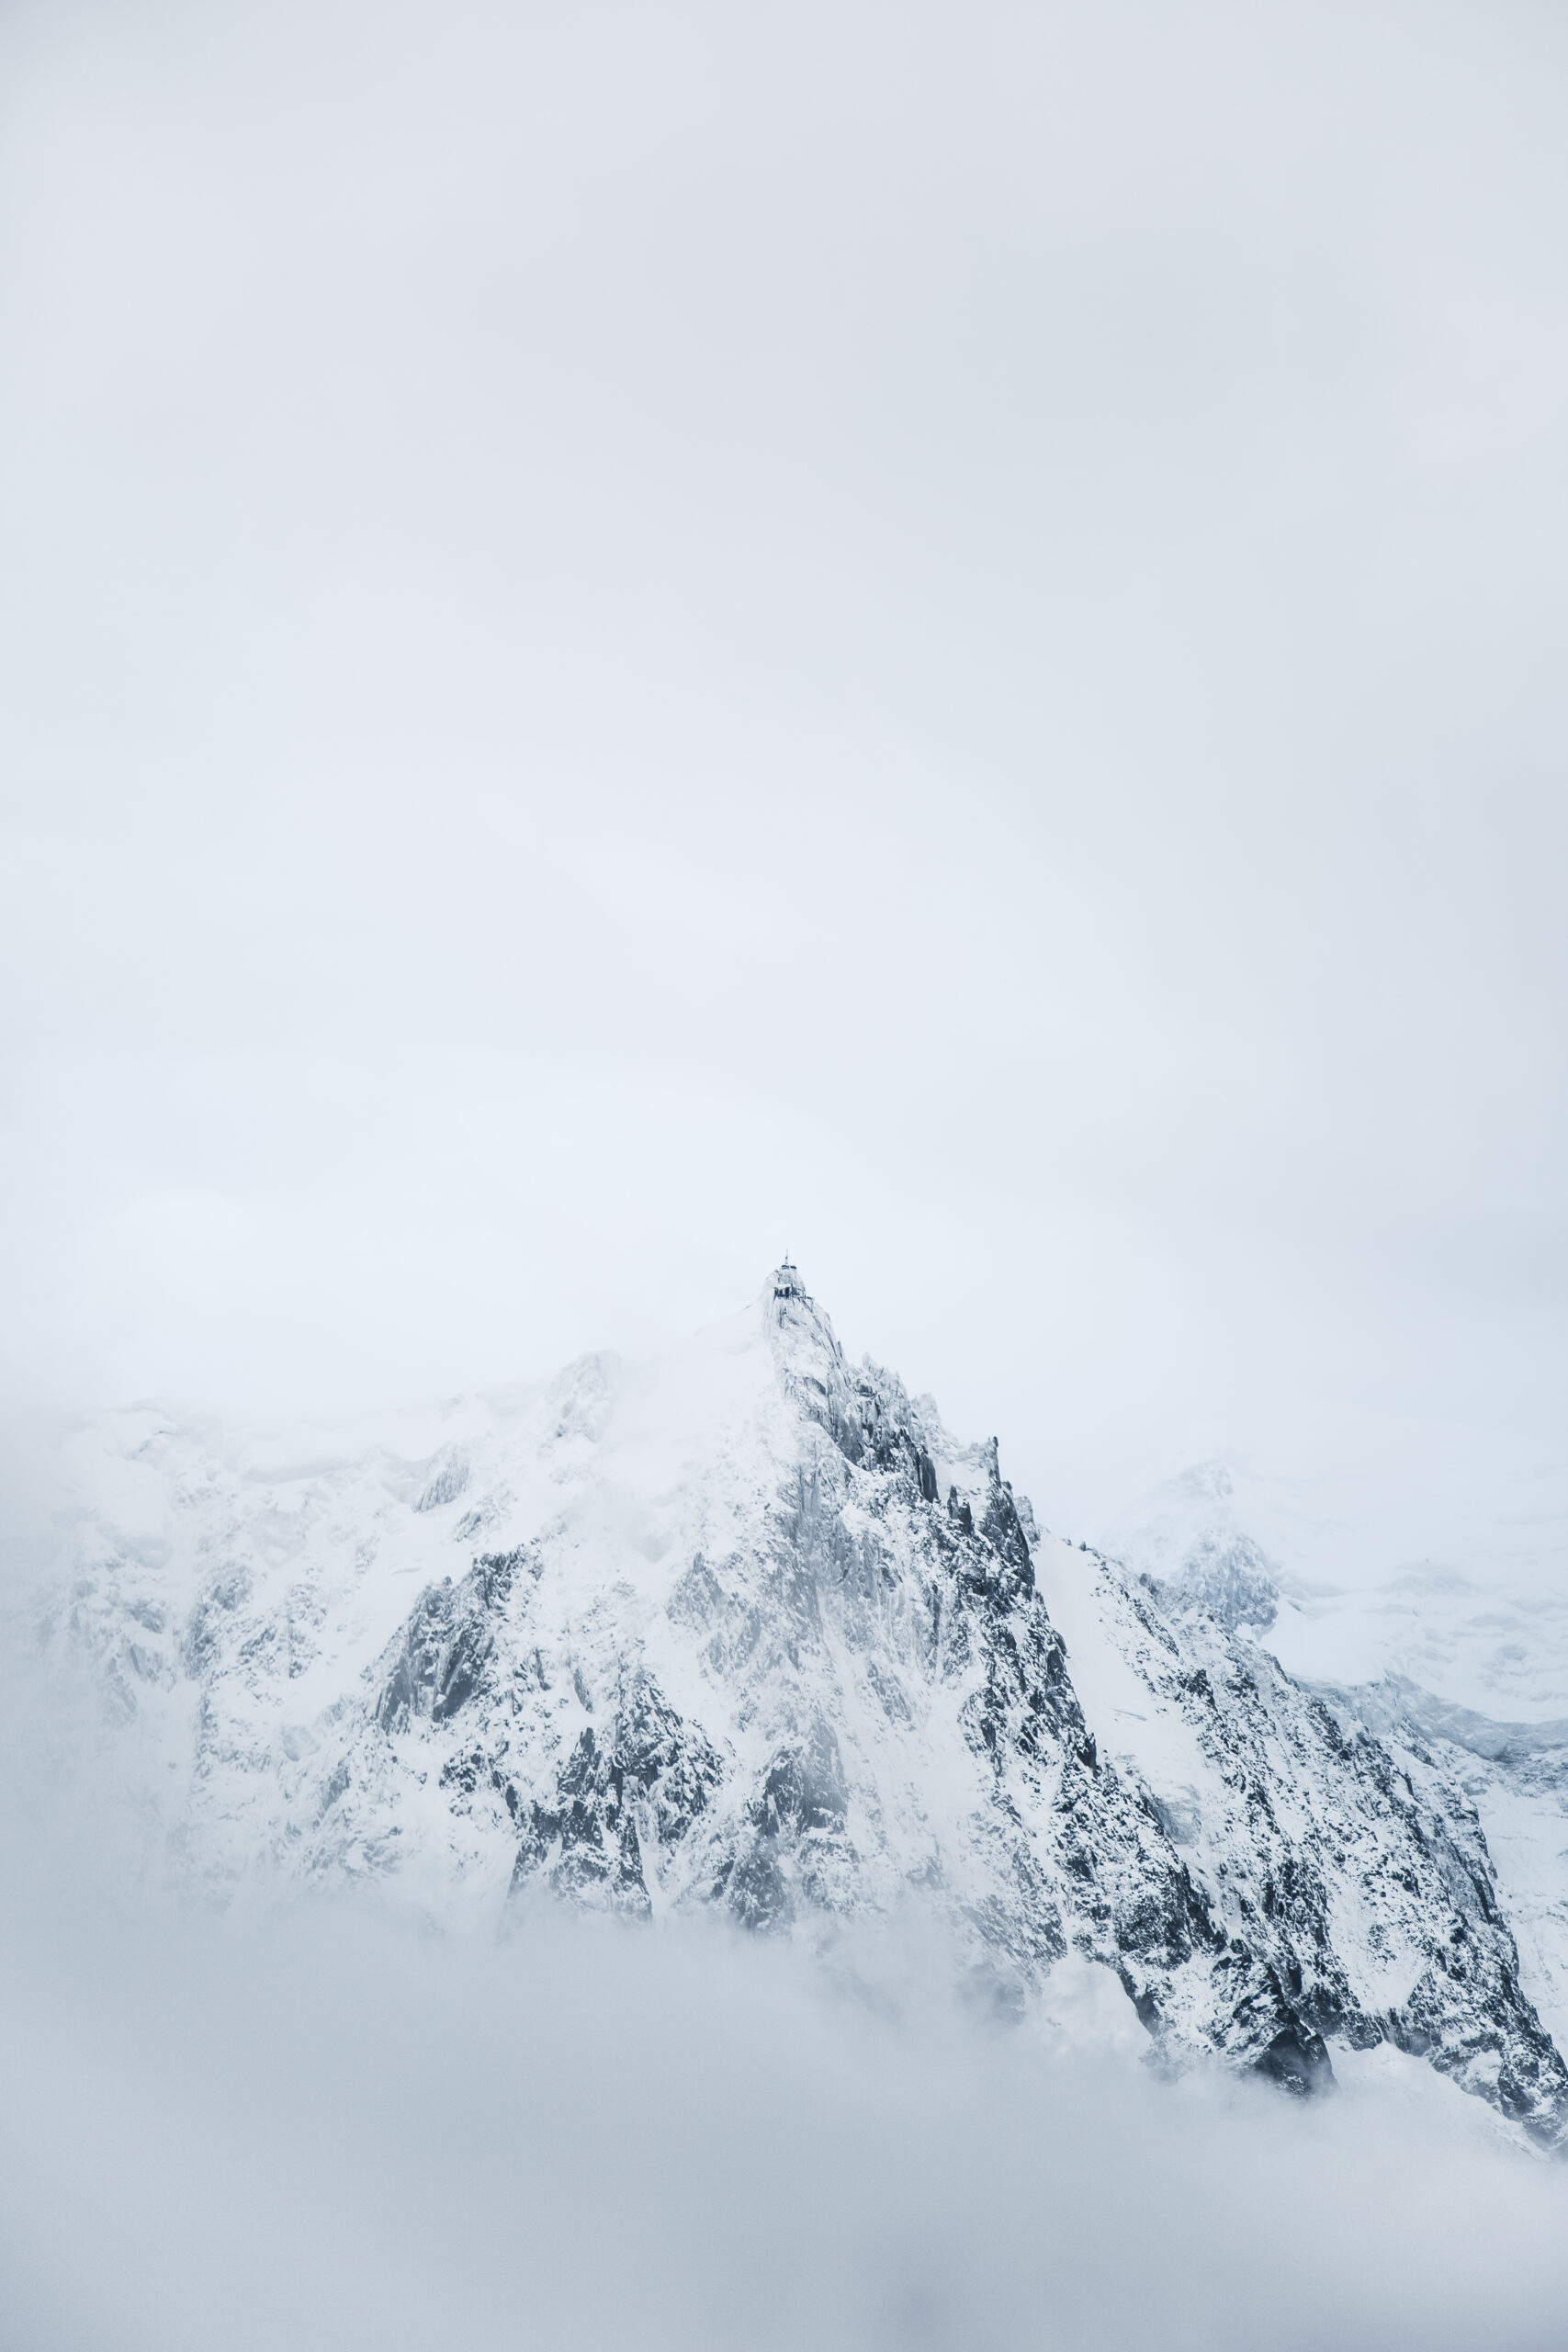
[35,1264,1568,2146]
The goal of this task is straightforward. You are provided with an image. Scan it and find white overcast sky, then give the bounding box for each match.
[2,0,1565,1530]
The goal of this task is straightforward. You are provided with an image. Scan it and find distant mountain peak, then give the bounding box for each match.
[1180,1458,1235,1502]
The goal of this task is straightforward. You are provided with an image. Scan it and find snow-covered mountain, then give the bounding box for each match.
[27,1266,1568,2147]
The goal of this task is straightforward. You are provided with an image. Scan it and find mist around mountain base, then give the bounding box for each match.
[5,1854,1568,2352]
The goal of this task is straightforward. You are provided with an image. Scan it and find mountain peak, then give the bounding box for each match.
[769,1255,805,1303]
[761,1256,859,1438]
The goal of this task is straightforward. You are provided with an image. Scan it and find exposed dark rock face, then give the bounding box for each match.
[505,1671,727,1914]
[377,1549,526,1731]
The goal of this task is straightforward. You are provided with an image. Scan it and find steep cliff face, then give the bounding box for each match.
[1104,1453,1568,2104]
[31,1267,1568,2145]
[1311,1679,1568,2070]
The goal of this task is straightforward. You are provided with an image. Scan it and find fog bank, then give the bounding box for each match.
[3,1869,1566,2352]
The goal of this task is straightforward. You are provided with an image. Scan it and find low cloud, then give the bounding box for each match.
[3,1859,1566,2352]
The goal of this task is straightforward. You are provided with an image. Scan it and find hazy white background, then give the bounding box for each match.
[3,0,1565,1532]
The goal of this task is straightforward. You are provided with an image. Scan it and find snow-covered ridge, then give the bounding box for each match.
[1102,1451,1568,2068]
[26,1265,1568,2146]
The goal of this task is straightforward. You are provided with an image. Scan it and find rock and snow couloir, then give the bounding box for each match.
[33,1264,1568,2146]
